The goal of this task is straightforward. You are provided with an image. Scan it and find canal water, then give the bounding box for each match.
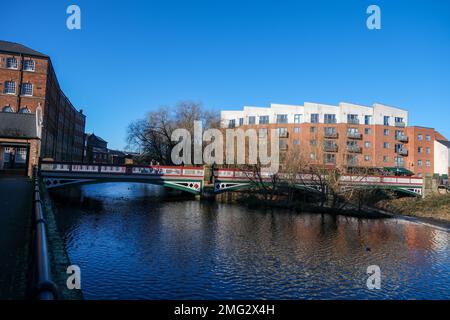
[50,183,450,300]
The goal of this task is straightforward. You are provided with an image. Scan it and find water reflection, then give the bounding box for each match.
[51,183,450,300]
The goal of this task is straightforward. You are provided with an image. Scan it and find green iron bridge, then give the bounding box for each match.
[39,162,425,197]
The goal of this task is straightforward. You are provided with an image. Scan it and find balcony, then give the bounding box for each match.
[347,132,362,139]
[347,160,358,166]
[396,148,408,156]
[347,145,362,153]
[324,145,338,152]
[395,121,406,128]
[324,132,339,139]
[348,118,360,125]
[396,135,409,143]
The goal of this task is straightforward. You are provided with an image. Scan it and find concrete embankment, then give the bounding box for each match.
[39,181,84,300]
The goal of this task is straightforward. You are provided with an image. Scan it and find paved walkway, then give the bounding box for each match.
[0,176,32,299]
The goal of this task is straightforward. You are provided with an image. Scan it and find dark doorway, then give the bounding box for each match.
[0,143,30,177]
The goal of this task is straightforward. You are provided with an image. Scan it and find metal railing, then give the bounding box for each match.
[324,144,338,152]
[30,167,58,300]
[396,148,408,156]
[347,132,362,139]
[324,132,338,139]
[347,145,362,153]
[396,135,409,143]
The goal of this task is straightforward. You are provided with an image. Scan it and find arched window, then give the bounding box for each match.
[2,106,14,112]
[19,107,31,113]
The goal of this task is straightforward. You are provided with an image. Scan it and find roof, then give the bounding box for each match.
[0,40,48,58]
[85,133,107,143]
[0,113,38,138]
[437,140,450,148]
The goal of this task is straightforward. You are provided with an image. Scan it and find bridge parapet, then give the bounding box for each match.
[39,162,205,194]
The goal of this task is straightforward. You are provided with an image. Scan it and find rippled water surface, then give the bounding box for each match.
[51,183,450,299]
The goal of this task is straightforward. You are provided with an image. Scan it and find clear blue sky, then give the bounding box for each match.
[2,0,450,149]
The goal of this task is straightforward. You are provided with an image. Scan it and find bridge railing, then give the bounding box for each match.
[40,161,204,178]
[214,169,423,186]
[30,166,58,300]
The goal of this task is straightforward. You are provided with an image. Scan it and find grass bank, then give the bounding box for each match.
[376,194,450,223]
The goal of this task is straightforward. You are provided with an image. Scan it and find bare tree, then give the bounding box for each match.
[126,101,219,165]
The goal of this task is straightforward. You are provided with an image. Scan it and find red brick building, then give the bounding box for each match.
[221,102,449,177]
[0,40,85,174]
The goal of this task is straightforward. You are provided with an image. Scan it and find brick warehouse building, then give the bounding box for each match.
[221,102,449,177]
[0,40,85,175]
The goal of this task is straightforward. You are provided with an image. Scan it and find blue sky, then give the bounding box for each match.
[2,0,450,149]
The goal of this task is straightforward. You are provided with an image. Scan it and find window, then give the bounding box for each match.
[19,107,31,113]
[365,128,372,135]
[310,113,319,123]
[278,127,288,137]
[384,129,390,136]
[395,156,404,167]
[23,60,35,71]
[294,114,302,124]
[426,147,431,154]
[310,127,317,133]
[310,140,317,146]
[395,117,404,125]
[324,127,337,136]
[293,139,300,145]
[418,134,423,141]
[325,153,336,164]
[394,144,402,153]
[248,116,256,125]
[395,130,405,139]
[294,127,300,133]
[239,118,244,126]
[364,141,371,148]
[426,160,431,167]
[4,81,16,94]
[21,83,33,96]
[418,147,423,153]
[364,155,371,161]
[324,114,336,124]
[6,57,18,69]
[347,114,359,124]
[279,139,288,150]
[418,160,423,166]
[228,119,235,128]
[259,128,268,138]
[310,153,316,160]
[383,156,389,162]
[364,115,372,125]
[276,114,288,124]
[259,115,269,124]
[426,135,431,141]
[384,142,390,149]
[347,154,358,165]
[384,116,390,126]
[2,106,14,112]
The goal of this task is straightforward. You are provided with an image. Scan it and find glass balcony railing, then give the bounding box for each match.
[347,118,360,124]
[347,132,362,139]
[347,145,362,153]
[396,135,409,143]
[324,145,338,152]
[396,148,408,156]
[324,132,338,138]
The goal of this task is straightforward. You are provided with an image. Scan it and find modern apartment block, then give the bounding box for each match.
[0,40,85,166]
[221,102,449,177]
